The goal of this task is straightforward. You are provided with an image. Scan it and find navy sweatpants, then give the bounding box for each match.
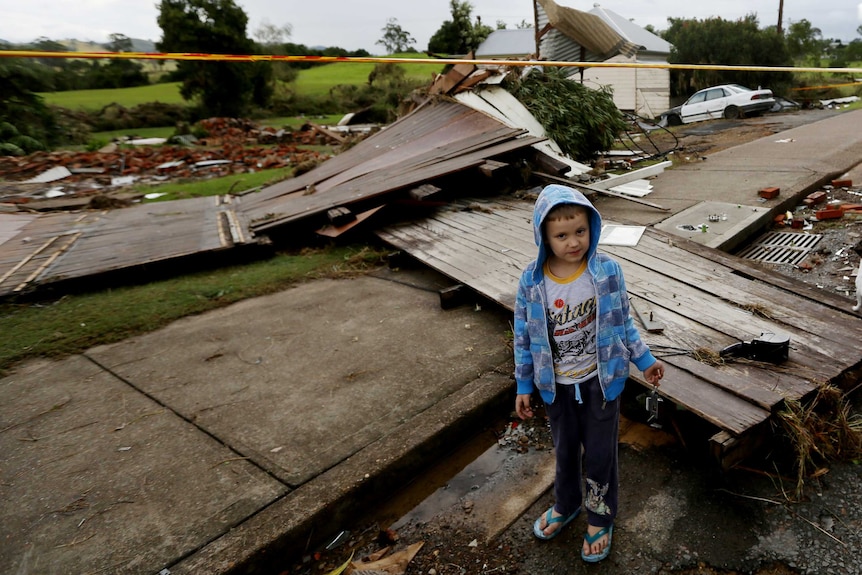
[544,376,619,529]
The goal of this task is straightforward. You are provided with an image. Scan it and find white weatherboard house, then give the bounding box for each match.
[476,0,672,119]
[582,3,672,119]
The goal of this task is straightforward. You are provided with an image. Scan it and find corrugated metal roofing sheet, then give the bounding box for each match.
[589,5,672,55]
[0,196,250,297]
[536,0,639,61]
[242,98,544,233]
[475,28,536,58]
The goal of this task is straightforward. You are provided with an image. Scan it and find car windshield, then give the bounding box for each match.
[726,84,752,93]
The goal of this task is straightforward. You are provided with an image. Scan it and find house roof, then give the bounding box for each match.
[535,0,638,61]
[588,4,672,54]
[475,28,535,58]
[475,2,668,62]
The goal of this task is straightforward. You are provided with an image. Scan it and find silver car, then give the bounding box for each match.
[659,84,775,125]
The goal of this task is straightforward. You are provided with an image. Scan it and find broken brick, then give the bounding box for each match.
[806,191,827,205]
[831,178,852,188]
[758,186,780,199]
[815,208,844,220]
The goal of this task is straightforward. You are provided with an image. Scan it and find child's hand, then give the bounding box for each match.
[515,394,534,420]
[644,360,665,385]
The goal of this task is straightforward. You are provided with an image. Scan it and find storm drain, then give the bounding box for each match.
[737,232,822,265]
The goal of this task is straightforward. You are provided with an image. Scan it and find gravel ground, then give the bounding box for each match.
[283,388,861,575]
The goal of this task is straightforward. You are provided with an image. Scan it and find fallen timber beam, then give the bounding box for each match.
[533,171,670,211]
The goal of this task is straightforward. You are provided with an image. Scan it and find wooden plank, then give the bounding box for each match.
[604,242,860,368]
[478,160,509,178]
[662,353,804,409]
[609,232,862,347]
[316,206,384,238]
[630,295,664,333]
[650,227,858,311]
[711,426,772,471]
[638,362,770,436]
[616,266,840,397]
[408,184,442,201]
[428,62,476,95]
[589,161,673,190]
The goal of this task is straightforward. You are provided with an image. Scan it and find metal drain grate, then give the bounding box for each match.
[737,232,822,265]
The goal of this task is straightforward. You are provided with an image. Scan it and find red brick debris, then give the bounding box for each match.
[0,117,338,185]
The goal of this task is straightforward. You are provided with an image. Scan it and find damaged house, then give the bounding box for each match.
[477,0,672,118]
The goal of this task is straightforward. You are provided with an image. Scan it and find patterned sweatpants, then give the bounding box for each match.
[544,376,619,529]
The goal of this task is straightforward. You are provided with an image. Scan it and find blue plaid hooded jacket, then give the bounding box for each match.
[513,184,657,404]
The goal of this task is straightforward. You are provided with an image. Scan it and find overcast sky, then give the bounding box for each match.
[1,0,860,52]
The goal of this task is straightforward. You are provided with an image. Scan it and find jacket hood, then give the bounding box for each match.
[532,184,603,280]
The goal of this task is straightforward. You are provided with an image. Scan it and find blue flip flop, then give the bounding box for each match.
[581,524,613,562]
[532,506,581,540]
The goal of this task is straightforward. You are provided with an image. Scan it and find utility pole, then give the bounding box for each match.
[777,0,784,34]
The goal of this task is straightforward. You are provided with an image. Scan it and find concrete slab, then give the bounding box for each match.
[86,274,512,488]
[653,201,770,250]
[0,356,285,575]
[594,109,862,233]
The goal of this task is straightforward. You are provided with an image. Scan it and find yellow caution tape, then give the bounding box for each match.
[1,49,861,74]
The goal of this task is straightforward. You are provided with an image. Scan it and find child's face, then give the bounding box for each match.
[545,211,590,272]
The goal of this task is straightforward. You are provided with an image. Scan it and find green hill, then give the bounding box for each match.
[40,54,444,111]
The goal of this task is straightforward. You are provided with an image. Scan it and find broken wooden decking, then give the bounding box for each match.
[377,197,862,467]
[0,196,250,297]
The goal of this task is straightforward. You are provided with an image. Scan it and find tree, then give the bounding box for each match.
[663,15,793,97]
[508,68,626,162]
[254,20,298,88]
[94,33,149,89]
[785,19,826,64]
[428,0,492,54]
[0,60,60,154]
[376,18,416,54]
[157,0,271,117]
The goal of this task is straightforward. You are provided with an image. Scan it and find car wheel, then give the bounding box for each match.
[724,106,741,119]
[667,114,682,126]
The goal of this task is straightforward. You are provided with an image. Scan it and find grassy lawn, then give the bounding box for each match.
[136,166,295,202]
[294,54,442,98]
[0,244,387,375]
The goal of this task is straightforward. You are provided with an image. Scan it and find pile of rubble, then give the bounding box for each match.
[0,117,355,210]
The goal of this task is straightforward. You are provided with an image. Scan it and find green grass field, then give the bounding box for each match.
[40,54,445,111]
[41,82,186,109]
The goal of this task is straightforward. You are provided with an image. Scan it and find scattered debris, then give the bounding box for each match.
[778,383,862,498]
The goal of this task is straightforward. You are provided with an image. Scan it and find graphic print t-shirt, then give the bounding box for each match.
[544,260,597,384]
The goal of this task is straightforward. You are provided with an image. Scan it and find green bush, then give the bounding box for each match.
[87,101,194,132]
[0,142,25,156]
[10,135,46,153]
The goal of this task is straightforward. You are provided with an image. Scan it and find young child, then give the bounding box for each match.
[513,184,664,563]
